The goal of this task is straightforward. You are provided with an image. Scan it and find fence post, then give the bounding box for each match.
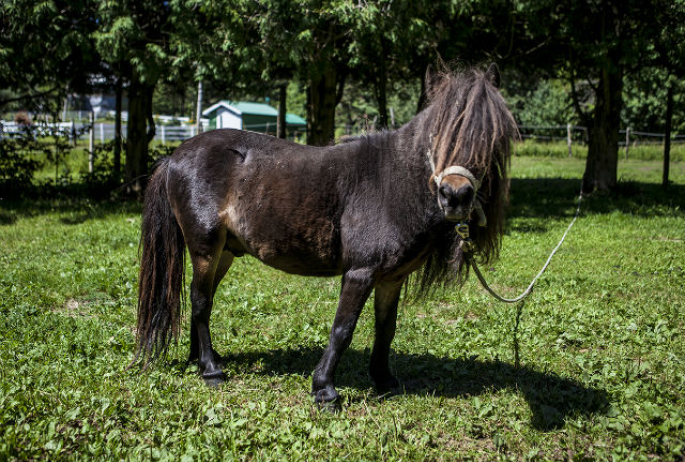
[161,125,166,145]
[196,80,204,135]
[663,84,673,189]
[625,127,630,159]
[100,123,104,143]
[71,120,77,146]
[567,123,572,158]
[191,126,195,138]
[88,112,94,173]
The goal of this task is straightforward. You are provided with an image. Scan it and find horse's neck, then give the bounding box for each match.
[343,128,441,228]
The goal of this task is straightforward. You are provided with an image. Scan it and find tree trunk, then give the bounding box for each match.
[582,62,623,193]
[663,84,673,189]
[146,88,155,144]
[180,90,186,117]
[113,75,123,177]
[374,74,388,130]
[373,38,389,129]
[277,83,287,139]
[307,64,337,146]
[417,65,429,113]
[125,75,155,195]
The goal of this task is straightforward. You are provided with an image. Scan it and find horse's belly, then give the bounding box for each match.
[261,255,343,277]
[242,239,343,277]
[227,221,343,277]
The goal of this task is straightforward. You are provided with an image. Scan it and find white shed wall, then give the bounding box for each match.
[216,108,242,129]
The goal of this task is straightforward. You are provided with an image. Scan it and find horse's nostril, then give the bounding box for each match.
[454,184,474,202]
[439,184,451,199]
[439,183,473,209]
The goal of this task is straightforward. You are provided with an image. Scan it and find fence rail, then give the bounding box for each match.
[519,124,685,145]
[3,120,683,151]
[518,124,685,158]
[0,121,214,144]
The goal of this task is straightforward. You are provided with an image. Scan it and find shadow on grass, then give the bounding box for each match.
[507,178,685,234]
[221,346,608,431]
[0,210,17,225]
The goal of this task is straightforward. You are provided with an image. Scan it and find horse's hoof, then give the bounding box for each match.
[313,388,341,412]
[317,400,342,413]
[372,374,400,394]
[202,370,226,388]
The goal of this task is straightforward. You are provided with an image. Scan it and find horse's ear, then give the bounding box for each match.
[425,64,442,94]
[485,63,501,88]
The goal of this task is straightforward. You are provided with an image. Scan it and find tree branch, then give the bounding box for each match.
[568,68,591,127]
[0,85,61,107]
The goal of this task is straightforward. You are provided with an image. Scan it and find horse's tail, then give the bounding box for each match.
[132,157,185,368]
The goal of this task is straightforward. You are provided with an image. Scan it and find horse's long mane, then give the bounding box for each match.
[412,67,518,294]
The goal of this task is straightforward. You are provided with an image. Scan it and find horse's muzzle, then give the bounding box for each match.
[438,182,475,222]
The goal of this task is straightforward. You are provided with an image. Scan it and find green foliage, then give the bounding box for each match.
[0,0,98,111]
[0,122,95,194]
[93,0,176,85]
[622,69,685,133]
[1,156,684,459]
[506,79,578,127]
[0,138,42,194]
[286,81,307,119]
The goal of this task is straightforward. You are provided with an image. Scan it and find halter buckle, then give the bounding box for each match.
[456,223,475,254]
[455,223,470,240]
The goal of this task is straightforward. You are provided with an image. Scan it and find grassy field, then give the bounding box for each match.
[7,134,685,185]
[515,139,685,162]
[1,156,684,460]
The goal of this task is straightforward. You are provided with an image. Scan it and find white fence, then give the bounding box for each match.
[3,120,682,149]
[0,121,212,144]
[519,124,685,145]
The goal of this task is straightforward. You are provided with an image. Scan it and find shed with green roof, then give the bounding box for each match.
[203,101,306,137]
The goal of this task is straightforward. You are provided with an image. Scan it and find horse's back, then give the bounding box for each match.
[165,129,345,276]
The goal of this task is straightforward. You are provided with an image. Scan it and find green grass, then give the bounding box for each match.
[1,156,684,460]
[516,139,685,162]
[8,138,181,184]
[13,136,685,185]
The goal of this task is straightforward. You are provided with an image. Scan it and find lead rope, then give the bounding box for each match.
[459,186,584,303]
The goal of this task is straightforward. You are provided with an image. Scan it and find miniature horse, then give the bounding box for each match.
[134,65,517,408]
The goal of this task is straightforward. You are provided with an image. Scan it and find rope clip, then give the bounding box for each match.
[456,223,475,254]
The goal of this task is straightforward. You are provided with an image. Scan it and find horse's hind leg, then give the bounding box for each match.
[189,250,234,365]
[369,280,403,392]
[186,228,229,385]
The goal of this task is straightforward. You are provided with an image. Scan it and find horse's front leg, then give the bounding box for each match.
[370,279,403,392]
[312,268,375,409]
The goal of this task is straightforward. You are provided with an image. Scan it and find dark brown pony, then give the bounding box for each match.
[134,65,517,407]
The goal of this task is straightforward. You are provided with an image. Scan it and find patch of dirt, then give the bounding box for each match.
[53,298,94,318]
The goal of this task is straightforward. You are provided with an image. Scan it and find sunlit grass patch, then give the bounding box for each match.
[0,155,683,460]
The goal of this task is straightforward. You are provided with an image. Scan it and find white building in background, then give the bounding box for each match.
[202,101,307,136]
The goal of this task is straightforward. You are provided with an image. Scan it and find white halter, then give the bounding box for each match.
[433,165,481,191]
